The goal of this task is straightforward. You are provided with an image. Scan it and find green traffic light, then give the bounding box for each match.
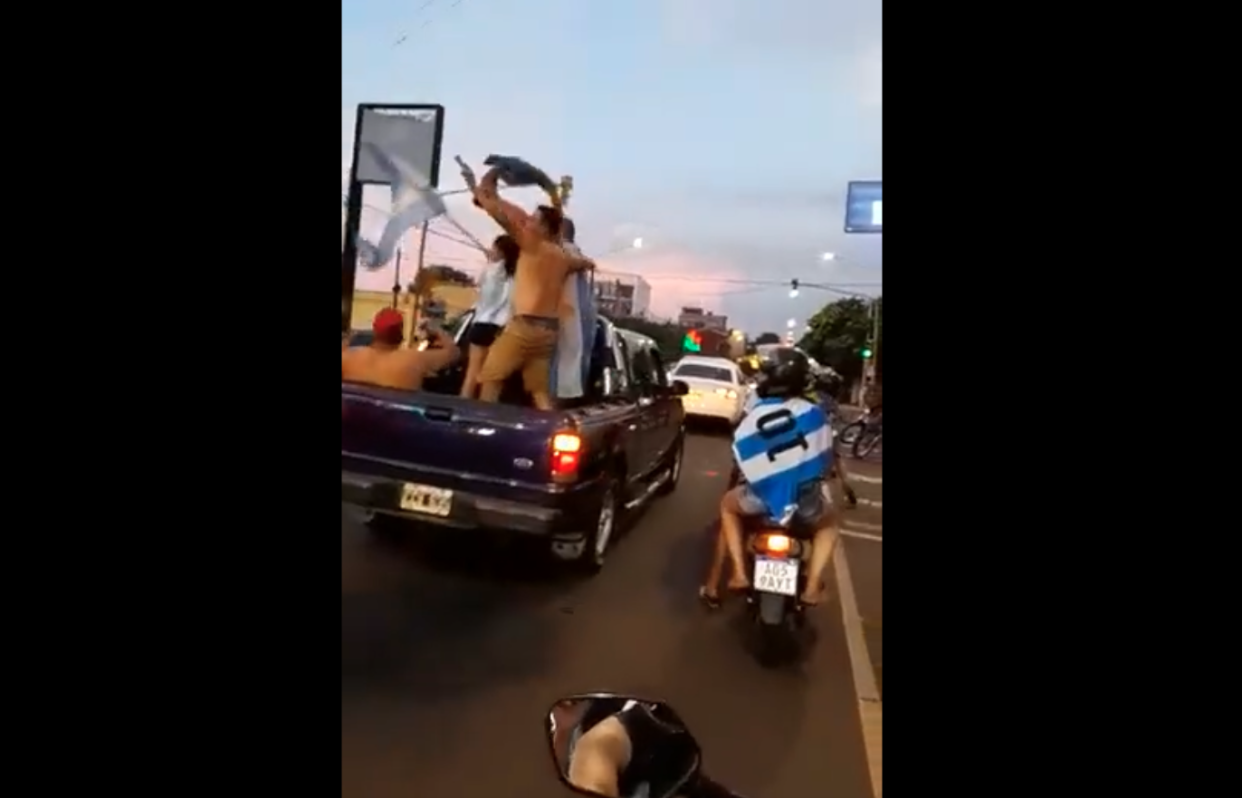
[683,334,701,352]
[860,347,873,359]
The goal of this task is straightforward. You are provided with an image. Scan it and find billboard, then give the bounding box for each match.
[845,180,882,234]
[354,106,444,185]
[342,104,446,332]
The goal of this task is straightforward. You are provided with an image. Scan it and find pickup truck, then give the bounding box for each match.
[341,311,689,574]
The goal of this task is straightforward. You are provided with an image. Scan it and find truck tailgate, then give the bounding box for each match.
[341,383,565,487]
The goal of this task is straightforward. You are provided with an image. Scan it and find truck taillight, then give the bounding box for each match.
[551,433,582,477]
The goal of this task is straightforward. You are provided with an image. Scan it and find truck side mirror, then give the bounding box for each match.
[671,380,690,397]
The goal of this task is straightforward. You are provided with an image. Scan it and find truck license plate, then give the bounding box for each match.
[753,558,799,597]
[399,483,453,517]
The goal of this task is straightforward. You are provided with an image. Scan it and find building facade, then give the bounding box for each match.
[594,275,651,319]
[350,284,479,341]
[677,306,728,332]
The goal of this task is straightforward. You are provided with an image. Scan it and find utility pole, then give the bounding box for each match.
[410,222,431,323]
[868,296,881,378]
[390,248,403,308]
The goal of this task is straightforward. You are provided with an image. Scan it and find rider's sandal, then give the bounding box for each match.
[698,586,723,610]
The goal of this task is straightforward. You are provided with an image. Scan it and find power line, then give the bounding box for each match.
[392,0,465,44]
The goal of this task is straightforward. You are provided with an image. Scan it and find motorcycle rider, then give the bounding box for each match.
[551,698,698,798]
[701,353,845,607]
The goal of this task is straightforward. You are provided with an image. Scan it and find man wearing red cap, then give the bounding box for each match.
[342,307,460,390]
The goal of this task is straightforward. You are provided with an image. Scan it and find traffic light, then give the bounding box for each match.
[860,346,873,359]
[683,330,703,352]
[789,279,799,298]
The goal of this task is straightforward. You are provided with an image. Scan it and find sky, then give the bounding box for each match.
[342,0,881,335]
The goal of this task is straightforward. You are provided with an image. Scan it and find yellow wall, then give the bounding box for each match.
[350,285,480,340]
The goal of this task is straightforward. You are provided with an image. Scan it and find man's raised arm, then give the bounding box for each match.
[457,157,533,240]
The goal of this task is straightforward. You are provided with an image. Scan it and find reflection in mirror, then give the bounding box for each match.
[546,694,702,798]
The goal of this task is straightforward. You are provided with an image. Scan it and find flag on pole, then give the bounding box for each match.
[356,141,449,271]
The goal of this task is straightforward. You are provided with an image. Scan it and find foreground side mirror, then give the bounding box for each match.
[545,693,702,798]
[671,380,690,397]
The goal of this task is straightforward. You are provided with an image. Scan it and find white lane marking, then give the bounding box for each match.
[834,544,883,798]
[856,498,882,508]
[842,528,883,543]
[850,473,883,485]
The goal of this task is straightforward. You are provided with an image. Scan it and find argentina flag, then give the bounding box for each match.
[732,396,833,525]
[549,241,596,399]
[355,141,448,271]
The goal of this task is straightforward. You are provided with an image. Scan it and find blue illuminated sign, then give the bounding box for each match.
[845,180,882,234]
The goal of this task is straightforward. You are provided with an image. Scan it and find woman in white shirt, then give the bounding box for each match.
[461,234,518,398]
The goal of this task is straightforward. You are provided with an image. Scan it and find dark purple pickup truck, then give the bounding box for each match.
[341,312,688,574]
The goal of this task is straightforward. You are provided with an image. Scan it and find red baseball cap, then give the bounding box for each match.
[372,307,405,341]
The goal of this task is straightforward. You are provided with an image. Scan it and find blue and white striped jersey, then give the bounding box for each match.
[732,396,833,525]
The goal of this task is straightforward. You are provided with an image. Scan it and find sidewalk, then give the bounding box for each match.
[842,537,882,697]
[840,457,882,697]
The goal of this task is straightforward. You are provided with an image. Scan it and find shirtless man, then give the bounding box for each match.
[341,307,459,391]
[457,157,594,410]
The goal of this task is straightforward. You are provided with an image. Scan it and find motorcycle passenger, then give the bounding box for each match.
[554,698,698,798]
[705,354,842,607]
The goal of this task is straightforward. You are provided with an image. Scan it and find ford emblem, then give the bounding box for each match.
[513,457,534,470]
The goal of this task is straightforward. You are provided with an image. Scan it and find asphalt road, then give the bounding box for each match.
[343,430,877,798]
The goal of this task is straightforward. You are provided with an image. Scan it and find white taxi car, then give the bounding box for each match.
[670,356,749,425]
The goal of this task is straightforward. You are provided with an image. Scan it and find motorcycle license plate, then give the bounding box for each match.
[753,558,799,597]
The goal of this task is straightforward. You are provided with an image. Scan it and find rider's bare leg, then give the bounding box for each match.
[801,510,841,605]
[720,487,751,590]
[700,524,729,603]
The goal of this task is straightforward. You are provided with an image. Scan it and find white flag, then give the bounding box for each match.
[355,141,448,271]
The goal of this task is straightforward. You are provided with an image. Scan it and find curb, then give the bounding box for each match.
[834,544,882,798]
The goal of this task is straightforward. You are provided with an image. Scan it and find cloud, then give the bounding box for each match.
[657,0,882,110]
[344,174,881,329]
[340,0,882,331]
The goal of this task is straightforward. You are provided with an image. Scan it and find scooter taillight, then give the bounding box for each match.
[751,532,802,559]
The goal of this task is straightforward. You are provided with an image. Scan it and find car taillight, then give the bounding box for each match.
[551,433,582,477]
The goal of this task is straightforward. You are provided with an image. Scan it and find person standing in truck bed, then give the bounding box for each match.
[457,157,594,410]
[460,234,518,399]
[341,307,460,391]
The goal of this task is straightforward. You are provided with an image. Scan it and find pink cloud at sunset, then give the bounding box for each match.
[348,186,754,321]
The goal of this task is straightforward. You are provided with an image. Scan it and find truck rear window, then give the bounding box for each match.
[674,364,735,383]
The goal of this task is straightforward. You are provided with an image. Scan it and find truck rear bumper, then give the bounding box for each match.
[341,470,590,536]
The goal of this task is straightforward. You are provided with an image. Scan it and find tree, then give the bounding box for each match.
[409,264,476,297]
[754,331,782,345]
[797,296,882,383]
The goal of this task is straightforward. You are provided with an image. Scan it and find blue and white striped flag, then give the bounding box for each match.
[732,396,833,524]
[550,242,597,399]
[355,141,448,271]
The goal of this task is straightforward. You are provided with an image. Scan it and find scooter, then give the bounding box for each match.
[745,524,816,666]
[544,692,750,798]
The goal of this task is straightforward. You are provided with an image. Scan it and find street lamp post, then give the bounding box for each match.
[796,251,883,397]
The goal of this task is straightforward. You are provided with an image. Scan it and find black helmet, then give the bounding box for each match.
[813,367,843,395]
[757,348,810,398]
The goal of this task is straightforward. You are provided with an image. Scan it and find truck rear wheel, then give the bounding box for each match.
[552,478,620,576]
